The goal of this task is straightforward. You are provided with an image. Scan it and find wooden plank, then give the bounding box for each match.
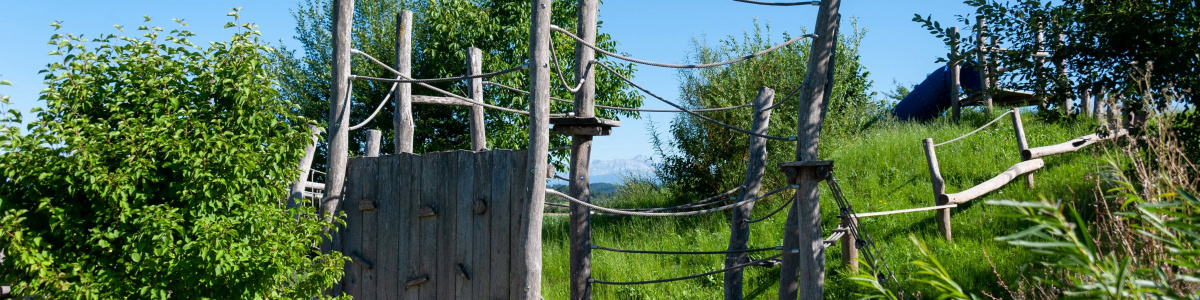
[394,10,414,154]
[468,48,487,151]
[413,94,472,106]
[941,159,1046,205]
[401,153,421,300]
[1023,129,1126,160]
[437,152,459,300]
[360,158,379,300]
[548,117,621,127]
[416,154,435,299]
[454,151,477,299]
[854,204,960,218]
[378,155,401,300]
[551,126,612,136]
[343,158,364,297]
[471,151,493,298]
[511,149,535,299]
[490,151,513,298]
[724,87,775,300]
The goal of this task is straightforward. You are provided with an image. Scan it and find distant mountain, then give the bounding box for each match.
[548,155,655,185]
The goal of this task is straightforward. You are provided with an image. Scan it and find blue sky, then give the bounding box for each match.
[0,0,982,161]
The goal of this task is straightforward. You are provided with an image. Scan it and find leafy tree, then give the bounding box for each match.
[274,0,643,175]
[652,21,881,199]
[0,13,345,298]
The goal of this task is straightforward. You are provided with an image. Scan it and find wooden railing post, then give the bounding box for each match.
[290,125,321,208]
[988,36,998,113]
[468,47,487,151]
[569,0,598,299]
[923,138,951,242]
[323,0,355,223]
[839,216,858,273]
[366,129,381,157]
[949,26,961,121]
[1056,33,1070,114]
[724,87,775,300]
[1035,27,1047,110]
[1082,84,1093,117]
[1095,87,1107,123]
[1012,108,1034,188]
[394,10,414,154]
[780,0,841,298]
[516,0,553,298]
[977,16,993,114]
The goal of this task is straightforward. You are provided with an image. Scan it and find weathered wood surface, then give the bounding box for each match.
[290,125,321,208]
[412,95,472,106]
[468,47,487,151]
[335,150,531,299]
[940,159,1045,205]
[568,1,599,299]
[781,0,841,297]
[839,217,858,273]
[976,16,992,114]
[1011,108,1035,188]
[394,10,414,154]
[367,129,382,157]
[322,0,355,225]
[949,27,961,120]
[923,138,951,241]
[517,0,553,298]
[724,87,774,300]
[1023,129,1127,160]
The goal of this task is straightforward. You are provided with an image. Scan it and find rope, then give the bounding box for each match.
[351,49,526,83]
[594,62,796,141]
[589,250,792,285]
[622,186,744,212]
[824,171,906,296]
[731,0,821,6]
[592,244,781,255]
[758,84,803,112]
[933,110,1013,147]
[484,81,754,113]
[551,25,816,69]
[348,79,399,130]
[546,185,796,217]
[547,42,595,93]
[744,194,795,224]
[350,49,564,117]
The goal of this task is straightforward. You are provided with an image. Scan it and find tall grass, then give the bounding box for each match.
[541,110,1102,299]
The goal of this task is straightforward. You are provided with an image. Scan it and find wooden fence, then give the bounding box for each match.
[332,149,533,299]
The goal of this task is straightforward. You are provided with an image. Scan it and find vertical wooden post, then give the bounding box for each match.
[839,216,858,273]
[949,27,961,121]
[977,16,993,114]
[290,125,321,208]
[394,10,414,154]
[569,1,598,299]
[468,47,487,151]
[989,36,999,112]
[367,129,382,157]
[516,0,552,298]
[1082,85,1093,117]
[323,0,356,223]
[1012,108,1034,188]
[1056,33,1070,114]
[724,87,775,300]
[1095,87,1107,123]
[780,0,841,298]
[923,138,951,242]
[1035,27,1047,110]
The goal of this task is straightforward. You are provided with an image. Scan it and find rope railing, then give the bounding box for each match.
[348,78,398,130]
[546,185,797,217]
[551,25,816,69]
[623,186,744,212]
[484,81,754,113]
[594,62,797,141]
[744,194,795,224]
[351,49,526,83]
[732,0,821,6]
[589,250,793,285]
[933,110,1014,147]
[350,49,564,117]
[825,171,905,295]
[591,244,782,255]
[547,43,595,93]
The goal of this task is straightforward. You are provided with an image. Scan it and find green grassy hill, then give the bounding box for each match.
[541,111,1107,299]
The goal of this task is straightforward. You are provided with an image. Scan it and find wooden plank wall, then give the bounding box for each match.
[336,149,530,299]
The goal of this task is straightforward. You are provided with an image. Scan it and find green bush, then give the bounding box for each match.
[0,12,345,298]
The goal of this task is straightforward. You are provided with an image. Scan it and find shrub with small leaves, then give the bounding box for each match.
[0,10,346,299]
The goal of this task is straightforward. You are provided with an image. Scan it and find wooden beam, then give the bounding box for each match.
[1011,108,1034,188]
[923,138,950,241]
[1023,129,1126,160]
[323,0,355,224]
[724,87,775,300]
[839,217,857,273]
[514,0,553,298]
[941,159,1046,205]
[412,95,471,106]
[780,0,841,298]
[468,47,487,151]
[854,204,959,218]
[394,10,414,154]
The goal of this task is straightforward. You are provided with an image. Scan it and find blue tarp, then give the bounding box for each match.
[891,62,983,121]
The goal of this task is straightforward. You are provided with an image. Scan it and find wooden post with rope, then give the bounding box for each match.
[923,138,951,242]
[516,0,553,298]
[323,0,355,224]
[468,47,487,151]
[839,216,858,272]
[367,129,382,157]
[724,87,775,300]
[569,0,598,299]
[949,26,961,121]
[779,0,841,297]
[394,10,414,154]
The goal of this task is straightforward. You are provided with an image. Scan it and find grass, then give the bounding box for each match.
[540,110,1109,299]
